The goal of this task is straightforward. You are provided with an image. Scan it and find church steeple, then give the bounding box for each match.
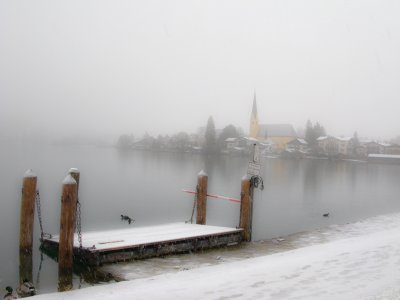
[249,91,259,138]
[251,92,258,118]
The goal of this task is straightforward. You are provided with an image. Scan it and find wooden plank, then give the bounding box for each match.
[41,223,243,266]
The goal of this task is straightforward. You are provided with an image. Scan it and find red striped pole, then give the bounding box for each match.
[182,189,240,203]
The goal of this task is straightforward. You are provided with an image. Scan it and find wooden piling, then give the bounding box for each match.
[196,170,208,225]
[239,175,252,242]
[58,174,78,292]
[68,168,80,192]
[19,170,37,254]
[19,169,37,283]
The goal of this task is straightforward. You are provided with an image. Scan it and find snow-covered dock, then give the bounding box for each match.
[41,223,243,266]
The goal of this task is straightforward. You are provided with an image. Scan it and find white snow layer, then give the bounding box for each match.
[198,169,207,177]
[68,168,79,174]
[33,213,400,300]
[62,174,77,185]
[23,169,36,178]
[48,223,241,251]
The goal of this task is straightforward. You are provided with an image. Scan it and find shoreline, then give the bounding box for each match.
[31,212,400,299]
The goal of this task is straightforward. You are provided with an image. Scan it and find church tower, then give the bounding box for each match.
[249,92,259,138]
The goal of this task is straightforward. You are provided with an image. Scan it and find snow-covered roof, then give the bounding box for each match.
[317,136,352,142]
[297,138,308,144]
[233,147,245,151]
[336,137,352,142]
[243,137,259,142]
[288,138,308,145]
[225,138,237,142]
[378,142,391,147]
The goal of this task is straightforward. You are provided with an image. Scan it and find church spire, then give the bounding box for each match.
[249,90,259,138]
[251,91,258,118]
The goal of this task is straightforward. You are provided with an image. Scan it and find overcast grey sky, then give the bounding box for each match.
[1,0,399,140]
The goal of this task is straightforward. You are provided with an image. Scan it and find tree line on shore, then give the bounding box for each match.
[117,116,242,154]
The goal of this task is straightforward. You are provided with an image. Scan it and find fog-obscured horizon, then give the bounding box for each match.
[1,0,400,142]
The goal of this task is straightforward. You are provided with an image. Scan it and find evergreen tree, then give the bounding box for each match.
[305,120,326,146]
[204,116,217,154]
[314,122,326,139]
[305,120,314,145]
[218,124,239,150]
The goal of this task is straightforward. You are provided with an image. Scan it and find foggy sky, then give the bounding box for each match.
[1,0,400,141]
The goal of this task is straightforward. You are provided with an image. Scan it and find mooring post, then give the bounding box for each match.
[239,175,252,242]
[58,174,78,292]
[68,168,80,192]
[19,169,37,283]
[196,170,208,225]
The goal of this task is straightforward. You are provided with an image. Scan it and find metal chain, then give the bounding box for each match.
[35,191,44,241]
[251,175,264,190]
[76,198,83,249]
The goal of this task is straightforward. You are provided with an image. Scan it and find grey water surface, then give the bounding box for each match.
[1,140,400,292]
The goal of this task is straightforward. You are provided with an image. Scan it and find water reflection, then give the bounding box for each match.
[19,251,32,285]
[1,142,400,291]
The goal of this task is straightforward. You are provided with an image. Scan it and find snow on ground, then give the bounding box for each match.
[33,213,400,300]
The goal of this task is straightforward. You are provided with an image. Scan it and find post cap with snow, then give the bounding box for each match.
[68,168,79,174]
[62,174,77,185]
[242,174,251,181]
[198,169,208,177]
[24,169,36,178]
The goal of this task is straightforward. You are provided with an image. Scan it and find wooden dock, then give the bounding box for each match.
[41,223,243,266]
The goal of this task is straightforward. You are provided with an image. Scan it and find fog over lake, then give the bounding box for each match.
[1,0,400,295]
[1,141,400,291]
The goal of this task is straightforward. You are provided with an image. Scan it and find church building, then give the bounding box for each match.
[249,94,297,152]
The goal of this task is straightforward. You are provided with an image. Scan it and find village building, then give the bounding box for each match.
[286,138,309,152]
[361,141,391,155]
[223,136,268,155]
[317,136,354,156]
[249,94,296,152]
[385,144,400,155]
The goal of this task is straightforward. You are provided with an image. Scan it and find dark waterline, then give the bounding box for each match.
[1,140,400,293]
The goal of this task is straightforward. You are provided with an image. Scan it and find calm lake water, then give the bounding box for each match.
[1,140,400,293]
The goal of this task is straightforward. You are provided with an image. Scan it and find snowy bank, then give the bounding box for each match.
[32,213,400,300]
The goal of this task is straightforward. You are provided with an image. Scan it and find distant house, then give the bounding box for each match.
[225,137,239,150]
[317,136,353,156]
[363,141,387,155]
[385,144,400,155]
[286,138,309,152]
[223,137,259,155]
[354,144,368,157]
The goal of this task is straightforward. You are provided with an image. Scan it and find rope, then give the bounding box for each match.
[187,185,198,224]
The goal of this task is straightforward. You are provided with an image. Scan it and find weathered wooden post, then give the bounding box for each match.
[58,174,78,292]
[196,170,208,225]
[68,168,80,192]
[239,175,252,242]
[19,169,37,283]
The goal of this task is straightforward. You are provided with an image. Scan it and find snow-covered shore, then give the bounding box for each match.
[33,213,400,299]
